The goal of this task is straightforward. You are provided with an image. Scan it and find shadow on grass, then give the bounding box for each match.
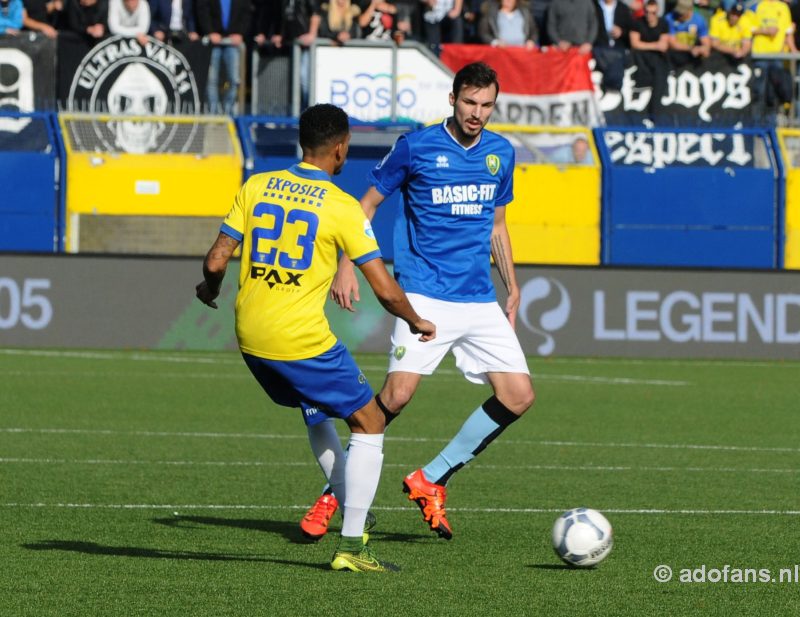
[152,515,430,544]
[526,563,587,571]
[22,540,329,570]
[152,515,310,544]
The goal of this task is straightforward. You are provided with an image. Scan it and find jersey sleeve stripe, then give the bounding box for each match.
[220,223,244,242]
[351,249,383,266]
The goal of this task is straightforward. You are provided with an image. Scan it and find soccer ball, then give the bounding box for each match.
[552,507,613,568]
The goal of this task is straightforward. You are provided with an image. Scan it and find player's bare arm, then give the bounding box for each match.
[196,232,240,309]
[490,206,520,328]
[358,257,435,341]
[330,187,388,311]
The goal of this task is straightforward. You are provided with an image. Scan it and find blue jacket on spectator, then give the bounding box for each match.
[148,0,196,35]
[0,0,25,32]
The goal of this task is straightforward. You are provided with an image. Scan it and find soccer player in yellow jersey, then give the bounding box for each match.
[195,103,436,573]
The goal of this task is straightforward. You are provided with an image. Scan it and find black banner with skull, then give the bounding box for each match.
[597,51,757,127]
[0,35,57,115]
[57,35,210,153]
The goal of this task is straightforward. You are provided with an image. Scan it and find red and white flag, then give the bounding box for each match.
[439,45,603,126]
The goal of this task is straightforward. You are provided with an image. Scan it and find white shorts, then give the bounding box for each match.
[388,293,530,384]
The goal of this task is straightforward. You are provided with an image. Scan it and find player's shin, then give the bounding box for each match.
[307,419,347,503]
[340,432,384,540]
[422,396,519,485]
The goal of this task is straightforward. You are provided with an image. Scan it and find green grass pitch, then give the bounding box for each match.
[2,349,799,616]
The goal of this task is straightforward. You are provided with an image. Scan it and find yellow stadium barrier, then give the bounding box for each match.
[59,113,243,253]
[490,124,601,265]
[777,129,800,269]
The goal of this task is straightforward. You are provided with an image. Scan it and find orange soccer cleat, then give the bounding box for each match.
[300,493,339,541]
[402,469,453,540]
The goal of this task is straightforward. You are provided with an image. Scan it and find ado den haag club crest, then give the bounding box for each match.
[486,154,500,175]
[67,35,200,154]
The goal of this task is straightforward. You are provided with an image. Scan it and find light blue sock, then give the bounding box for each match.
[422,405,502,486]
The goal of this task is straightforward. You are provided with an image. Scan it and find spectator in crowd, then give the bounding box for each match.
[666,0,711,62]
[462,0,482,41]
[64,0,108,41]
[751,0,797,111]
[792,0,800,52]
[358,0,397,40]
[547,0,598,53]
[319,0,361,43]
[196,0,251,114]
[254,0,320,107]
[108,0,150,44]
[621,0,644,17]
[1,0,24,33]
[692,0,721,23]
[551,135,595,163]
[630,0,669,119]
[390,0,415,40]
[148,0,198,43]
[708,2,753,60]
[478,0,538,48]
[421,0,464,49]
[593,0,634,90]
[22,0,62,38]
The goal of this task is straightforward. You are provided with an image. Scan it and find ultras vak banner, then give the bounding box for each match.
[440,44,603,126]
[56,34,211,113]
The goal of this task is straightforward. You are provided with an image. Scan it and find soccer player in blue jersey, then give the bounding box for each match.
[195,103,436,572]
[301,62,535,541]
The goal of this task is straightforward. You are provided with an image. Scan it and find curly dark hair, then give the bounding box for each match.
[299,103,350,152]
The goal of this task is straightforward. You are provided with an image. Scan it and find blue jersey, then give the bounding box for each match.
[368,120,515,303]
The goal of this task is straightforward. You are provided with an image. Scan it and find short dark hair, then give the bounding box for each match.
[452,62,500,99]
[299,104,350,152]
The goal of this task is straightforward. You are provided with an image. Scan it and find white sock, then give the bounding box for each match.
[341,433,384,538]
[307,420,346,504]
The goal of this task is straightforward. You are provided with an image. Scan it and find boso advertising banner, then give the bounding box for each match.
[440,45,602,127]
[312,44,452,123]
[2,256,798,360]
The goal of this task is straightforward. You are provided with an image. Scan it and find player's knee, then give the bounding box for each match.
[502,382,535,415]
[346,402,386,434]
[380,384,414,412]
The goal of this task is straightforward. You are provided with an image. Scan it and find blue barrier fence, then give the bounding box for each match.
[0,112,63,253]
[595,126,784,269]
[1,112,794,271]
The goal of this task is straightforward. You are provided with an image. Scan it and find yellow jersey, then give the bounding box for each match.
[709,9,755,49]
[751,0,794,54]
[221,162,381,361]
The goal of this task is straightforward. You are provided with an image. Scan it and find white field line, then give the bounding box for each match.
[1,366,691,387]
[0,370,691,387]
[1,458,799,475]
[2,347,796,370]
[2,427,798,453]
[1,502,799,516]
